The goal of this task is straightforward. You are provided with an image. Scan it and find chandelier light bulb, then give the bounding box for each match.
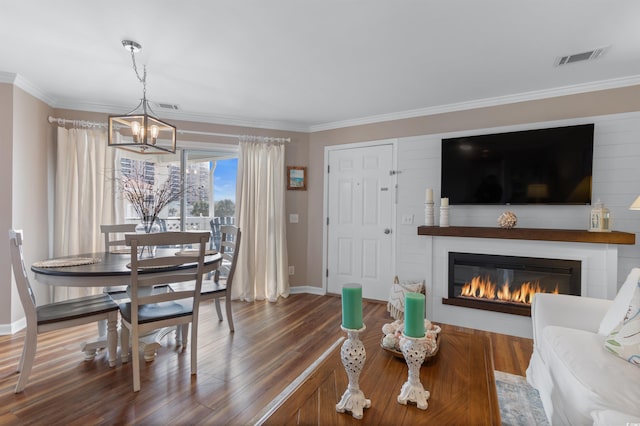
[131,121,141,139]
[150,125,159,144]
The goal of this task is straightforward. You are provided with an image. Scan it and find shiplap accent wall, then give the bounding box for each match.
[395,111,640,313]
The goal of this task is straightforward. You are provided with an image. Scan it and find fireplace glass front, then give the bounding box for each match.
[446,252,581,316]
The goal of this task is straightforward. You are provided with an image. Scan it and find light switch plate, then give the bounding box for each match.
[401,214,414,225]
[289,214,299,223]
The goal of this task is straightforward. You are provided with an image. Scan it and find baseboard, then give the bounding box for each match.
[0,317,26,335]
[289,285,326,296]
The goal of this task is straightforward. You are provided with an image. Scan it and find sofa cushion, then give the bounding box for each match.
[598,268,640,336]
[604,281,640,366]
[542,326,640,422]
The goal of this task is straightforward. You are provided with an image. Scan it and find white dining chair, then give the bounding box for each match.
[170,225,240,332]
[100,224,138,298]
[8,229,119,393]
[101,223,137,253]
[119,231,209,392]
[203,225,240,332]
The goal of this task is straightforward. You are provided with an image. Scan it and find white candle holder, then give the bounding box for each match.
[439,206,449,227]
[424,201,434,226]
[397,333,433,410]
[336,324,371,419]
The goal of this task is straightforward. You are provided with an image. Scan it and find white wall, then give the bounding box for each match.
[395,112,640,335]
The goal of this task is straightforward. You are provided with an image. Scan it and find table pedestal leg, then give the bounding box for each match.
[139,327,182,362]
[79,317,117,367]
[80,319,108,362]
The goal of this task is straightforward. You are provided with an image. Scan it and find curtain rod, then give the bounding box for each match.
[179,130,291,143]
[178,129,240,139]
[48,116,291,143]
[48,116,107,129]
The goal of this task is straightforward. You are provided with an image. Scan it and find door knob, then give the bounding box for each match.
[384,228,391,234]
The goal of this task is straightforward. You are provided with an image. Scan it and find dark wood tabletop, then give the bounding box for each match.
[31,249,221,287]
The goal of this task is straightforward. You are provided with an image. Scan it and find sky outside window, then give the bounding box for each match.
[213,158,237,203]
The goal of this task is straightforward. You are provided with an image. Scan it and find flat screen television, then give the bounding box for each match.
[441,123,594,205]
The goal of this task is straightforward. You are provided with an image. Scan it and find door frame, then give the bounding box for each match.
[322,138,399,295]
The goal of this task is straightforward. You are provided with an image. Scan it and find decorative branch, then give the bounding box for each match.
[116,163,201,231]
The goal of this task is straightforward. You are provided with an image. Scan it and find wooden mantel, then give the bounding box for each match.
[417,225,636,245]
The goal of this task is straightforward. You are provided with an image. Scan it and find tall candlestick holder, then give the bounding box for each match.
[424,201,434,226]
[439,206,449,227]
[397,334,432,410]
[336,324,371,419]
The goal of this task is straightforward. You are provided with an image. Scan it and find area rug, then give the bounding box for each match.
[495,371,549,426]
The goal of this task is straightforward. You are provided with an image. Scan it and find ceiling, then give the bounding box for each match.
[2,1,640,132]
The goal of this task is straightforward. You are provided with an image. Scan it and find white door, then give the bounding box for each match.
[326,143,394,301]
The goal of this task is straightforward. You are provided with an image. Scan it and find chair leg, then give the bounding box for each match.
[214,298,223,322]
[106,312,118,367]
[225,296,234,332]
[120,323,130,363]
[97,318,107,338]
[175,325,183,346]
[15,329,37,393]
[16,336,28,373]
[180,324,189,351]
[190,321,198,375]
[131,327,140,392]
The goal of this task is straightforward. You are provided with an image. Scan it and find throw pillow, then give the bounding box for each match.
[604,281,640,367]
[598,268,640,336]
[387,279,424,320]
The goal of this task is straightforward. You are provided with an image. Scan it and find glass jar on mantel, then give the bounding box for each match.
[589,201,611,232]
[135,217,161,257]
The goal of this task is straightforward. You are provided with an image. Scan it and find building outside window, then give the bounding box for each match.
[119,151,236,240]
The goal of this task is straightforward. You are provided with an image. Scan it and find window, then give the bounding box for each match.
[117,148,237,236]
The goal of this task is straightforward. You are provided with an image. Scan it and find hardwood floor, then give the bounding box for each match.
[0,294,532,425]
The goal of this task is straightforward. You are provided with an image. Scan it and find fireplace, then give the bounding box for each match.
[444,252,581,316]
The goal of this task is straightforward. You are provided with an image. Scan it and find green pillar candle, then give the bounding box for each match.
[342,283,363,329]
[404,292,425,337]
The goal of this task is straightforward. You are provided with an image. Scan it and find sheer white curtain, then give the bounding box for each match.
[53,127,117,299]
[234,137,289,302]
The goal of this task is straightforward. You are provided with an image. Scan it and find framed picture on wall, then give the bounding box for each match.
[287,166,307,190]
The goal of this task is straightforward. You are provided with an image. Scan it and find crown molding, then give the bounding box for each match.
[4,71,640,134]
[156,109,310,133]
[50,97,310,133]
[308,75,640,132]
[0,71,16,83]
[0,71,57,105]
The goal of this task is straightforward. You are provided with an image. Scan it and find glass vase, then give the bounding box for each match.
[135,219,161,258]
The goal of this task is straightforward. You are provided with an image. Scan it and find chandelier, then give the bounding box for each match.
[108,40,176,154]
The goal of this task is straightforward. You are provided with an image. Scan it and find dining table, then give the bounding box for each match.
[31,247,221,362]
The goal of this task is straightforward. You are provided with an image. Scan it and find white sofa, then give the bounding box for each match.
[526,269,640,425]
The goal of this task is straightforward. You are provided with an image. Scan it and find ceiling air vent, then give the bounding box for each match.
[555,46,609,67]
[154,102,180,110]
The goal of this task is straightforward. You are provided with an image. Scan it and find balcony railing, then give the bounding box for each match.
[126,216,235,251]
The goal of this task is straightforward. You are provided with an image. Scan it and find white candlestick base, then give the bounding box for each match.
[424,202,434,226]
[397,333,433,410]
[439,206,449,227]
[336,325,371,419]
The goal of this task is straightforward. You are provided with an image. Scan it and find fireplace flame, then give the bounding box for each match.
[460,276,558,305]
